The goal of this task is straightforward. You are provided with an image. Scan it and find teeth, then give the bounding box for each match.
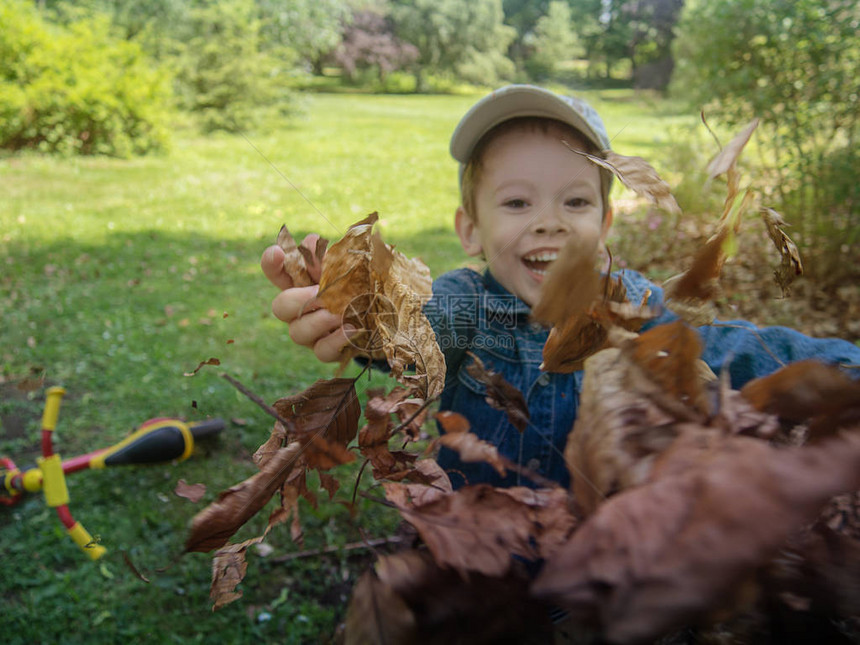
[524,252,558,262]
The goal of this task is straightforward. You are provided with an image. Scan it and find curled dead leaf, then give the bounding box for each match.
[184,357,220,377]
[465,352,530,432]
[761,207,803,296]
[313,214,444,399]
[186,442,302,553]
[706,118,759,179]
[572,148,680,215]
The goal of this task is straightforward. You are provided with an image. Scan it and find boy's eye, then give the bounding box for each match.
[504,199,528,208]
[566,197,590,208]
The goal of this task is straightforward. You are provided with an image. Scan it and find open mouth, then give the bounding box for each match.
[522,251,558,277]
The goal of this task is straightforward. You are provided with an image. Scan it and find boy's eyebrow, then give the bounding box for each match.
[491,177,600,196]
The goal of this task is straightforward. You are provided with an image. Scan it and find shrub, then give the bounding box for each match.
[171,0,293,133]
[0,1,172,157]
[671,0,860,286]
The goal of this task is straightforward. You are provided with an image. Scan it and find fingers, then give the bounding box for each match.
[261,245,292,291]
[312,326,356,363]
[287,306,341,347]
[272,285,322,323]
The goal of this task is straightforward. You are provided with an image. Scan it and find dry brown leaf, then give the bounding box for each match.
[277,226,328,287]
[272,377,360,471]
[435,411,507,477]
[564,347,680,516]
[534,431,860,644]
[209,507,287,610]
[573,148,680,215]
[252,421,287,468]
[393,484,577,577]
[761,207,803,296]
[536,256,641,374]
[186,442,302,553]
[628,320,710,416]
[541,315,609,374]
[174,479,207,503]
[438,433,507,478]
[314,214,444,399]
[358,388,428,480]
[706,118,760,179]
[345,559,418,644]
[183,357,221,377]
[740,359,860,439]
[465,352,530,433]
[531,234,602,327]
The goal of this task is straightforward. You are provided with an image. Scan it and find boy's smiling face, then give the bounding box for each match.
[456,122,612,307]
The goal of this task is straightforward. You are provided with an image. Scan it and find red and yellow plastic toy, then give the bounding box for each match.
[1,386,223,559]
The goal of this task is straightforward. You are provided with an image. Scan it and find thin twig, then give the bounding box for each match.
[220,372,297,431]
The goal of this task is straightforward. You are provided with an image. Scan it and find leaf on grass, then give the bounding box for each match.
[277,226,327,287]
[706,118,759,179]
[533,431,860,644]
[761,207,803,296]
[186,442,302,553]
[740,359,860,439]
[435,411,507,477]
[573,148,680,215]
[465,352,530,432]
[175,479,207,503]
[272,377,360,470]
[184,357,220,377]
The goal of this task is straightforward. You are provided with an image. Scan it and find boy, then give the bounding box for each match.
[261,84,860,489]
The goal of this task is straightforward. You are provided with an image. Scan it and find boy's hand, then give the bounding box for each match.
[260,241,354,363]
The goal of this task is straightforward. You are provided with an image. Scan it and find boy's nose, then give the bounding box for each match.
[530,205,568,235]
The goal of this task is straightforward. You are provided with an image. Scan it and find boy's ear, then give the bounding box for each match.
[455,206,483,257]
[600,207,614,242]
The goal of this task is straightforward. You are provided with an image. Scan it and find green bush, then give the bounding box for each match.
[171,0,294,134]
[0,1,172,157]
[671,0,860,285]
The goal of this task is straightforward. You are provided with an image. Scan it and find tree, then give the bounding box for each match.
[257,0,351,74]
[173,0,288,132]
[523,1,580,80]
[333,9,419,83]
[391,0,516,91]
[672,0,860,284]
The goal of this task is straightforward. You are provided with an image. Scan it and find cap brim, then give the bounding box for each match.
[450,85,607,163]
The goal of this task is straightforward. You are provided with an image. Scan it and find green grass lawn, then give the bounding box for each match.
[0,90,699,643]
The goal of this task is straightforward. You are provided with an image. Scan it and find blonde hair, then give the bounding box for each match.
[460,117,611,222]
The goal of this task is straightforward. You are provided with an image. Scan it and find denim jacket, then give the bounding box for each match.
[424,268,860,489]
